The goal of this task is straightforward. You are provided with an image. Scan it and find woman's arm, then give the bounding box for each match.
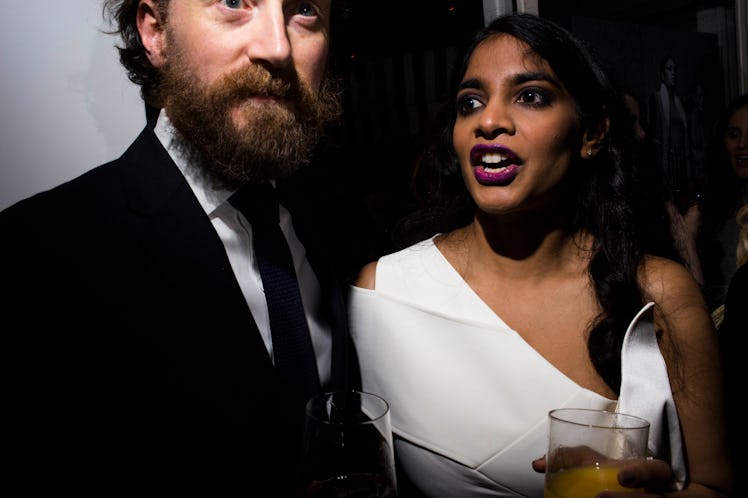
[641,256,733,496]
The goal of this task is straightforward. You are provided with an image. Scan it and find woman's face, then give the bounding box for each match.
[661,58,677,89]
[452,34,587,217]
[724,105,748,180]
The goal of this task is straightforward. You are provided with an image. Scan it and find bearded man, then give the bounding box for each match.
[1,1,358,495]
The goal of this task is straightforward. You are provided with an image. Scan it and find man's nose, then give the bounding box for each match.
[244,4,292,70]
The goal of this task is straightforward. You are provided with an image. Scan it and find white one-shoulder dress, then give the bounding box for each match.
[349,237,685,497]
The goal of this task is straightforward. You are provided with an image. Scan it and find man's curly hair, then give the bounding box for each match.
[102,0,168,109]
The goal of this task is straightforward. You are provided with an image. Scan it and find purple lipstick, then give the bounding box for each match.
[470,144,521,185]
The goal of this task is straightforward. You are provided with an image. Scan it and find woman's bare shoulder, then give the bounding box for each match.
[640,255,704,307]
[639,255,714,342]
[353,261,378,290]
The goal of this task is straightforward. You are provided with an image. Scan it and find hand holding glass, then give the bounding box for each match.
[296,390,397,497]
[544,408,650,498]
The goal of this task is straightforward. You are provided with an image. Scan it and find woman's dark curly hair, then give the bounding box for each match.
[102,0,353,110]
[396,13,679,393]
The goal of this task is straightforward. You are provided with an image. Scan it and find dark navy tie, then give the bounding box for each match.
[229,183,321,405]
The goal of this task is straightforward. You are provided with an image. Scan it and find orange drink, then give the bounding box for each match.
[544,464,642,498]
[544,409,650,498]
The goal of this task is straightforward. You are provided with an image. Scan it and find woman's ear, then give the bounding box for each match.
[580,117,610,159]
[137,0,167,68]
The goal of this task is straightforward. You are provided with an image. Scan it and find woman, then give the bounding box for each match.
[349,14,732,497]
[647,54,691,205]
[698,94,748,310]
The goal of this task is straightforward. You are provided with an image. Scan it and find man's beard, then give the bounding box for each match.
[160,49,342,190]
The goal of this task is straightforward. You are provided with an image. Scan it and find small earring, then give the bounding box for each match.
[587,149,593,157]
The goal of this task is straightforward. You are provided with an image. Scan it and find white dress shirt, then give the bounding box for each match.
[153,110,332,387]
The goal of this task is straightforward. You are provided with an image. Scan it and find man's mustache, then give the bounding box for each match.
[217,65,304,103]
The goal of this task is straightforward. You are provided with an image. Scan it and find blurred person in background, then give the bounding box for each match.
[697,94,748,311]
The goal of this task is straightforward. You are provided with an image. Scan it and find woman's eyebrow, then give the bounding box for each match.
[511,71,561,89]
[457,78,482,91]
[457,71,562,92]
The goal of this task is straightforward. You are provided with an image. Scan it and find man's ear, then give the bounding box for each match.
[137,0,167,68]
[580,117,610,159]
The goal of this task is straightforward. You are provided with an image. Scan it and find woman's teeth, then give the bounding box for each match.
[482,152,510,172]
[482,152,506,164]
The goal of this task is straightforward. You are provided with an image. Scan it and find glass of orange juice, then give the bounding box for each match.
[544,408,650,498]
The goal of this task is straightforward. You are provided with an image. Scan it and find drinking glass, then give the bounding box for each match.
[544,408,650,498]
[296,390,398,498]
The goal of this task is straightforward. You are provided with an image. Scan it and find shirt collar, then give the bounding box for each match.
[153,109,232,217]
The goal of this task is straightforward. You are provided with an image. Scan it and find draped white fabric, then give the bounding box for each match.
[618,303,686,489]
[348,238,685,497]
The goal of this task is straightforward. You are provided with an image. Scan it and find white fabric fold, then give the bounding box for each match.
[350,288,615,496]
[617,302,686,489]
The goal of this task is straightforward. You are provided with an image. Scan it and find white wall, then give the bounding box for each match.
[0,1,145,211]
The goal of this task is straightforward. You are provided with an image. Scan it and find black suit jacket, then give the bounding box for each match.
[1,123,359,495]
[719,263,747,475]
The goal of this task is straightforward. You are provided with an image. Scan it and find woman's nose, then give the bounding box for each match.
[476,100,514,138]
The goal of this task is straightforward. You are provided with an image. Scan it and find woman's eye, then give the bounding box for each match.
[726,127,740,140]
[221,0,243,9]
[516,88,549,107]
[457,95,483,115]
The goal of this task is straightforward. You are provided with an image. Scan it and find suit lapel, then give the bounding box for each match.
[117,125,275,383]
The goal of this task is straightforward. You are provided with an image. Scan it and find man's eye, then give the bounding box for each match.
[222,0,243,9]
[296,2,319,17]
